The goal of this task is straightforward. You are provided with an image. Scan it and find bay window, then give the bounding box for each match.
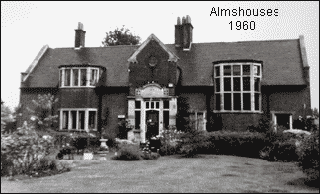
[59,67,100,87]
[60,109,97,131]
[214,62,262,112]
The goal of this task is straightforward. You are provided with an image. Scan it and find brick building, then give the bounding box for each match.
[19,16,311,143]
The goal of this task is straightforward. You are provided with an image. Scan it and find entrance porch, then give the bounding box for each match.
[127,83,177,143]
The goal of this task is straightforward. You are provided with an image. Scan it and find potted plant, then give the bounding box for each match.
[83,148,94,160]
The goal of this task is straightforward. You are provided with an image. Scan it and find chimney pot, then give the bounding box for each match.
[186,15,191,24]
[75,22,86,48]
[182,16,186,24]
[177,17,181,25]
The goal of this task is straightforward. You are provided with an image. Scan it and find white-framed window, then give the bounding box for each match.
[214,62,262,113]
[189,111,206,131]
[59,67,100,88]
[60,108,97,131]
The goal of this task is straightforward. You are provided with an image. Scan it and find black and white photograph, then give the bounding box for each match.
[1,1,319,193]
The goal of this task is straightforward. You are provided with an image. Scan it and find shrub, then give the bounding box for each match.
[1,122,55,176]
[159,126,182,156]
[179,126,210,157]
[143,152,160,160]
[296,130,319,181]
[260,139,299,162]
[205,131,265,158]
[111,144,141,160]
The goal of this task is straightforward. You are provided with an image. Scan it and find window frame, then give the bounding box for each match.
[188,111,207,131]
[59,67,100,88]
[213,62,262,113]
[59,108,98,131]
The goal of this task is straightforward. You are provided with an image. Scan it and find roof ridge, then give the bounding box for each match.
[53,45,140,49]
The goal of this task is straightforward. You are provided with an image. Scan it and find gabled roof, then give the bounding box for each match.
[21,37,308,87]
[128,34,179,63]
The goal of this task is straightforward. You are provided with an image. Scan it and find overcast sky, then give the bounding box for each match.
[1,1,319,111]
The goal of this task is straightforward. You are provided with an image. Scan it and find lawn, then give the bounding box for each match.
[1,153,319,193]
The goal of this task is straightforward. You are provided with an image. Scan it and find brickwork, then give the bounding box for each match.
[100,88,129,137]
[59,88,99,108]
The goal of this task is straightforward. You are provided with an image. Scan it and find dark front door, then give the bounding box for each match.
[146,110,159,140]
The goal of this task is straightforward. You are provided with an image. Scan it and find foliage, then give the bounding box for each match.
[311,107,319,119]
[1,122,55,176]
[111,144,141,160]
[117,119,133,139]
[260,139,299,162]
[176,96,190,133]
[179,122,210,157]
[139,140,160,160]
[247,116,270,133]
[296,130,319,181]
[158,126,182,156]
[293,116,318,132]
[27,94,59,135]
[206,131,265,158]
[1,102,16,134]
[102,25,141,47]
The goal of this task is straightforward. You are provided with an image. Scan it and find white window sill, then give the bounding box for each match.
[213,110,263,114]
[60,86,96,88]
[60,129,98,131]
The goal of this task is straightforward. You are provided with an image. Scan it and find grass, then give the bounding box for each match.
[1,153,319,193]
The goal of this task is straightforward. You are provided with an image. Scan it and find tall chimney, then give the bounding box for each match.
[175,15,193,50]
[75,22,86,48]
[182,15,193,49]
[175,17,183,47]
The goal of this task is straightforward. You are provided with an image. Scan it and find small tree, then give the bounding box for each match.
[27,94,59,136]
[102,25,141,47]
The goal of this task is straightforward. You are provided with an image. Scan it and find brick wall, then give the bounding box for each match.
[59,88,98,108]
[267,85,311,120]
[100,87,129,138]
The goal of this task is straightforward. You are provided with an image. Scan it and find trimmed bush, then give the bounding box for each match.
[296,130,319,181]
[111,144,141,160]
[260,139,299,162]
[204,131,266,158]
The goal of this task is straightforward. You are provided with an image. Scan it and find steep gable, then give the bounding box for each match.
[128,34,179,63]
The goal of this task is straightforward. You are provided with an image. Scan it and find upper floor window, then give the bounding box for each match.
[214,62,262,112]
[59,67,100,87]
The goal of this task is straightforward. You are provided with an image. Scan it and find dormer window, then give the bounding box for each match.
[214,62,262,113]
[59,67,100,88]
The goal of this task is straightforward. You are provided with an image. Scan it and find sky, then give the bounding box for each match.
[1,1,319,111]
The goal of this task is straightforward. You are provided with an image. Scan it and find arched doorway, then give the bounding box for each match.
[146,110,159,140]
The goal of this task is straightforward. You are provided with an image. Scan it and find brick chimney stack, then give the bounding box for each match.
[175,17,183,47]
[175,15,193,50]
[75,22,86,48]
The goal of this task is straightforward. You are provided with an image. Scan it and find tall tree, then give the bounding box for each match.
[102,25,141,46]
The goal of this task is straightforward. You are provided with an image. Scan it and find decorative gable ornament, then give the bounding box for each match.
[127,34,179,63]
